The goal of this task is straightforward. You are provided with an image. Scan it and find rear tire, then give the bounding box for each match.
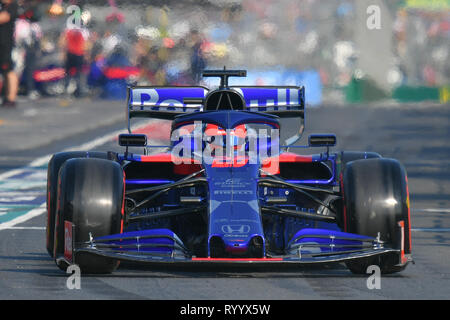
[342,158,411,274]
[46,151,108,257]
[54,158,124,274]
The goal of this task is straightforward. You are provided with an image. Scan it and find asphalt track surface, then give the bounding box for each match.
[0,97,449,300]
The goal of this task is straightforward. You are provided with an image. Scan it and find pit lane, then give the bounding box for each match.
[0,98,449,299]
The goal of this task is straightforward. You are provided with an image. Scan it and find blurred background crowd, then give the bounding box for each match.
[0,0,449,107]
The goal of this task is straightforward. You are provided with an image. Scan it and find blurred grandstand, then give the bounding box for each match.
[9,0,450,104]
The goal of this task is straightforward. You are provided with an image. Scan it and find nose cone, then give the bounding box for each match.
[205,163,265,257]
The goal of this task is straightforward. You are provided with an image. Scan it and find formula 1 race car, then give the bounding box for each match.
[45,69,412,274]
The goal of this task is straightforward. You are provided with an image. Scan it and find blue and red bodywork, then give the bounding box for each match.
[74,84,399,265]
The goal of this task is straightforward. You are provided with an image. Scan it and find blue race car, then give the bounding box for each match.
[46,69,412,274]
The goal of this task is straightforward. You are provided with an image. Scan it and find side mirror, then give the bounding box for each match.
[308,134,336,147]
[118,134,147,147]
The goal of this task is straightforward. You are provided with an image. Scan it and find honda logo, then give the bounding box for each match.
[221,225,250,234]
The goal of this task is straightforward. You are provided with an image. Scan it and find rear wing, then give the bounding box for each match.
[127,86,208,123]
[231,86,305,118]
[127,85,305,131]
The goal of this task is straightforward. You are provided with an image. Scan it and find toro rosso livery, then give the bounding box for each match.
[46,69,412,274]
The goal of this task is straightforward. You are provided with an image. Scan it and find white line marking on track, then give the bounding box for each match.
[27,128,131,167]
[27,120,155,168]
[2,226,46,230]
[413,208,450,213]
[0,168,28,180]
[0,205,46,230]
[411,228,450,232]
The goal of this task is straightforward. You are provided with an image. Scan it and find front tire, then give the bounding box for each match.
[46,151,108,257]
[342,158,411,274]
[54,158,124,274]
